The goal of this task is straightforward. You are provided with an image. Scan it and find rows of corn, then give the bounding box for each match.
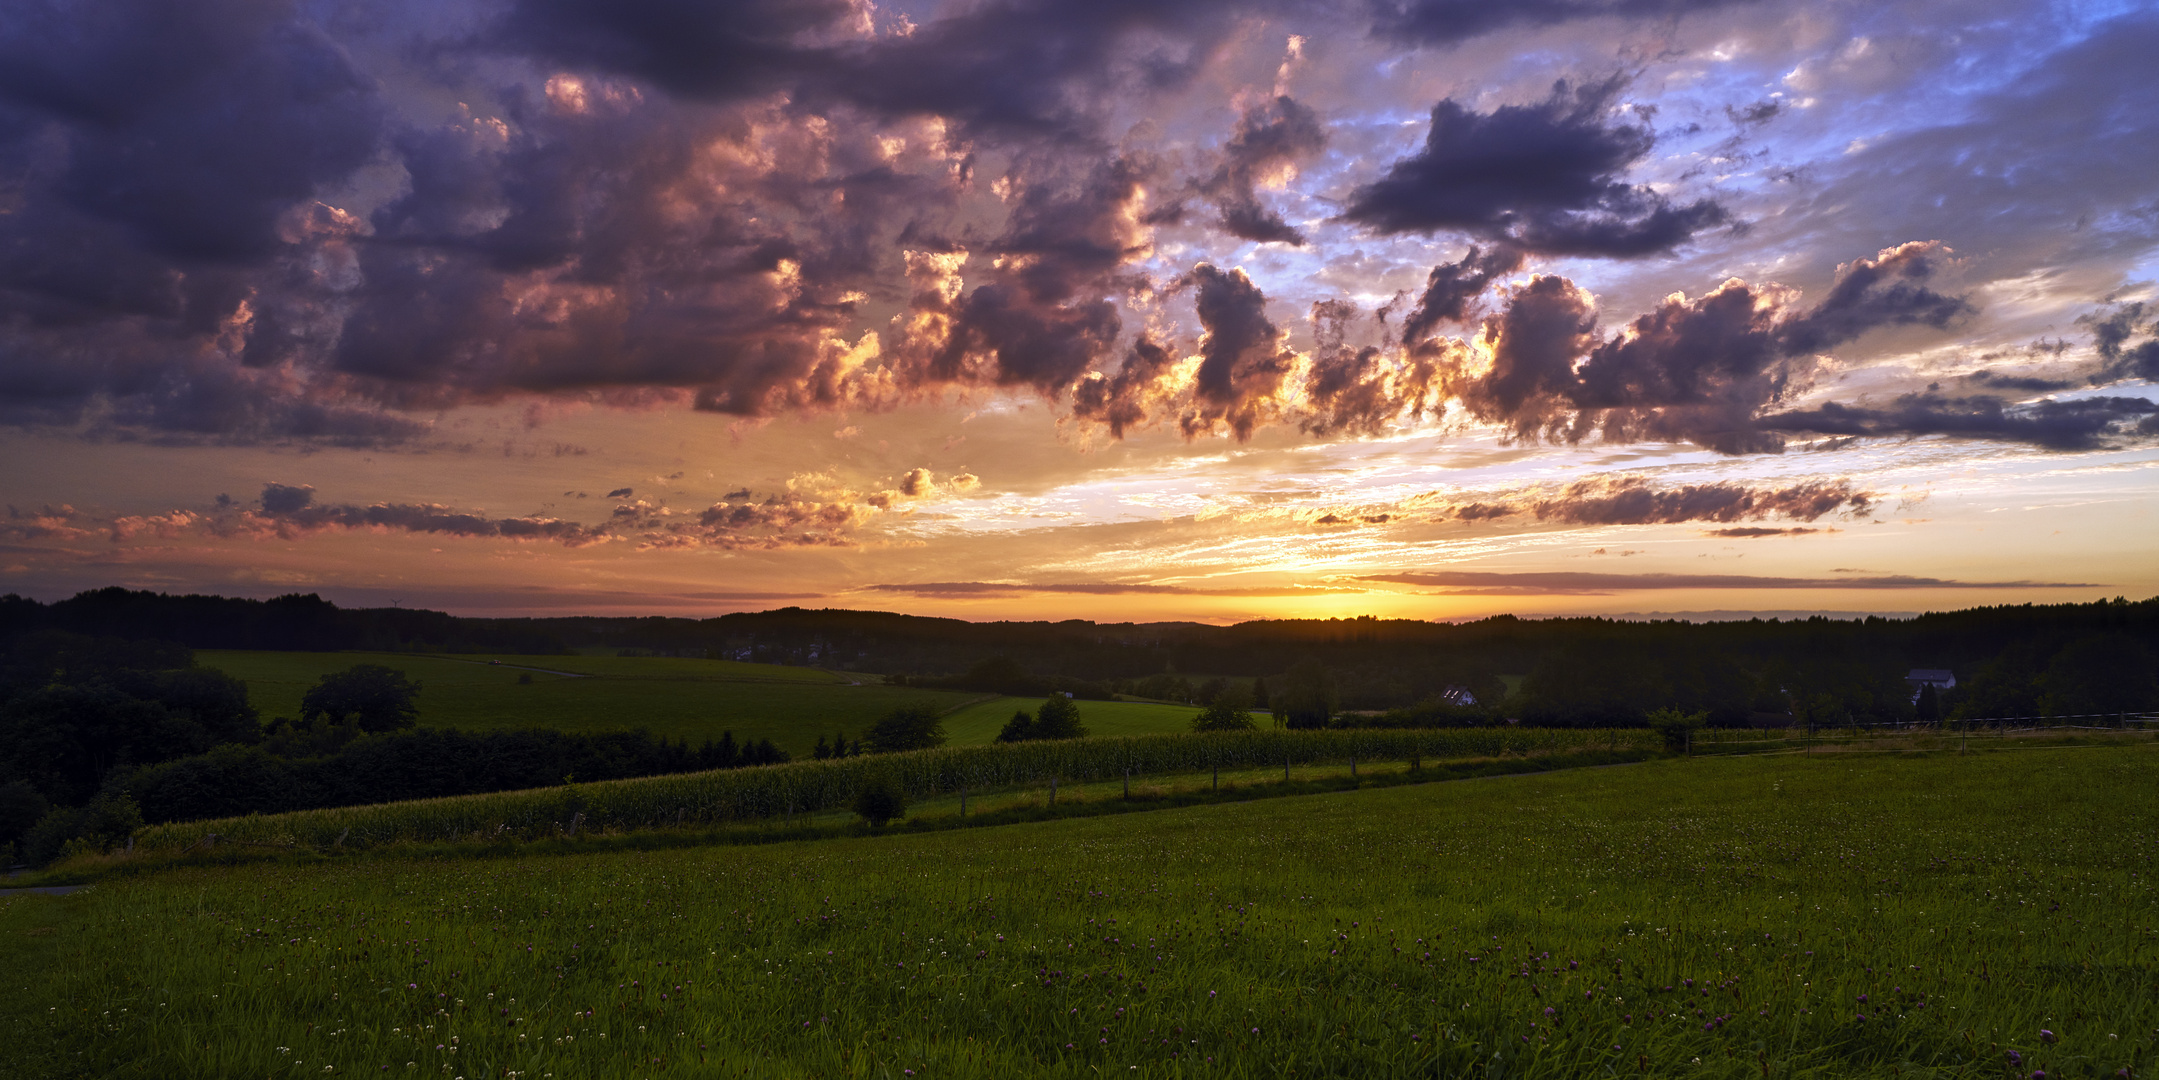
[130,726,1661,852]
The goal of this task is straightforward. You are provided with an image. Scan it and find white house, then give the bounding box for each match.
[1906,668,1955,703]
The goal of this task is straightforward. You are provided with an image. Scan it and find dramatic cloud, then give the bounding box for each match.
[1705,526,1824,538]
[1196,95,1329,244]
[1340,78,1728,257]
[1451,242,1983,453]
[1437,476,1873,525]
[1367,0,1757,46]
[1180,264,1295,440]
[252,486,614,547]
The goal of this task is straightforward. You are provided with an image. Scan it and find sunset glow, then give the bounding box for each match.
[2,0,2154,620]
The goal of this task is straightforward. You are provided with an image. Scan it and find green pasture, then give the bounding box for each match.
[939,696,1235,744]
[5,745,2155,1079]
[196,650,988,755]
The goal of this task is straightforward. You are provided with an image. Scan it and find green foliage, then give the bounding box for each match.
[1275,657,1336,729]
[1028,695,1087,740]
[995,709,1033,742]
[865,705,947,753]
[850,777,906,827]
[130,727,1658,853]
[1914,681,1940,723]
[2039,634,2157,717]
[20,789,141,865]
[300,664,421,733]
[1190,689,1256,732]
[200,650,977,756]
[0,778,50,849]
[1645,707,1709,752]
[11,750,2158,1079]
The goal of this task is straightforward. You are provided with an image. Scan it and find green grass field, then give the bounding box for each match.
[939,696,1226,744]
[5,745,2154,1079]
[197,651,990,756]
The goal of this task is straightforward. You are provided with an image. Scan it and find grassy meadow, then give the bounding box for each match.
[197,651,991,756]
[5,745,2155,1079]
[939,696,1227,744]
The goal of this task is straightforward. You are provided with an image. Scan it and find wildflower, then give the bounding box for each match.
[2041,1030,2058,1044]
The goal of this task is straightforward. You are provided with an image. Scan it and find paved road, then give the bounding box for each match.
[0,885,86,897]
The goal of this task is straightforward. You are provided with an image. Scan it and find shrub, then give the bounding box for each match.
[866,705,947,753]
[1029,696,1087,740]
[996,710,1034,743]
[852,778,906,827]
[22,791,142,866]
[301,664,421,733]
[1191,690,1256,732]
[1647,707,1708,752]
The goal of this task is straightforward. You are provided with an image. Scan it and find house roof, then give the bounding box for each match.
[1906,668,1955,682]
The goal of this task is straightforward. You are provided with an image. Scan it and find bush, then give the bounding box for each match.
[1647,707,1708,752]
[995,710,1034,743]
[866,705,947,753]
[1191,690,1256,732]
[852,778,906,827]
[22,791,142,866]
[1029,696,1087,740]
[301,664,421,733]
[0,778,49,849]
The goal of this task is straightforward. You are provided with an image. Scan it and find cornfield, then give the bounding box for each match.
[131,726,1659,852]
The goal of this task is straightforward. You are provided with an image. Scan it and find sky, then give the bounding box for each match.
[1,0,2155,623]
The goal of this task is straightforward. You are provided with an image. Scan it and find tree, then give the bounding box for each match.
[1276,658,1336,729]
[1251,678,1269,710]
[2039,635,2156,718]
[852,778,906,827]
[996,709,1034,743]
[300,664,421,733]
[1646,708,1708,752]
[1191,689,1256,732]
[865,705,946,753]
[1914,682,1940,724]
[1029,695,1088,740]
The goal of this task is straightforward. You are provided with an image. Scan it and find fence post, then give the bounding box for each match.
[961,787,968,817]
[1123,767,1130,800]
[1050,777,1057,807]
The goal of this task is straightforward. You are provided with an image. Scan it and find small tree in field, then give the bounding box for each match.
[1647,707,1708,753]
[301,664,421,733]
[1191,689,1256,732]
[852,778,906,827]
[1030,695,1088,740]
[996,709,1035,742]
[865,705,946,752]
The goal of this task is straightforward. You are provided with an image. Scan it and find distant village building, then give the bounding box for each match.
[1906,668,1956,702]
[1440,684,1477,707]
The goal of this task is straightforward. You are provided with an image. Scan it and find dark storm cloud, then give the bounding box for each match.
[1761,394,2159,451]
[253,484,612,546]
[1072,334,1179,439]
[1399,245,1524,344]
[1706,526,1821,537]
[0,0,385,264]
[2081,302,2159,383]
[1447,476,1873,525]
[1340,78,1728,257]
[502,0,857,100]
[1301,299,1444,436]
[1198,96,1329,245]
[1356,569,2091,594]
[1180,264,1295,440]
[0,0,405,441]
[1449,242,1981,453]
[1367,0,1757,46]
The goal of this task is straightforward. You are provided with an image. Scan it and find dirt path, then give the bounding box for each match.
[422,655,592,678]
[0,886,86,897]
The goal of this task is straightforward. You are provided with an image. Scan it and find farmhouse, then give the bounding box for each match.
[1906,668,1956,702]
